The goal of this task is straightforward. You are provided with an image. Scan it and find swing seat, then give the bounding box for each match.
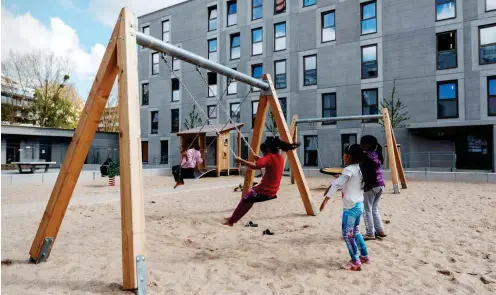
[319,167,343,176]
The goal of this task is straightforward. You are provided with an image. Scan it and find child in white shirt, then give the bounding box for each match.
[320,144,369,271]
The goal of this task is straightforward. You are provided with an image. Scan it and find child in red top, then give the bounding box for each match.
[222,137,300,226]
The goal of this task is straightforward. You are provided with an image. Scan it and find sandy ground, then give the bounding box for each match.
[1,175,496,295]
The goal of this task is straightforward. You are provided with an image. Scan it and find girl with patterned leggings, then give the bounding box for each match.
[320,144,369,271]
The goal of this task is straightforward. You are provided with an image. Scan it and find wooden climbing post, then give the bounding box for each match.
[382,108,400,194]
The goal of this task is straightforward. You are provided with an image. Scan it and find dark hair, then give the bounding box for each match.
[260,137,300,154]
[343,144,364,164]
[360,135,384,164]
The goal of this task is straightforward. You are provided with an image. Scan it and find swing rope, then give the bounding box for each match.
[195,67,257,157]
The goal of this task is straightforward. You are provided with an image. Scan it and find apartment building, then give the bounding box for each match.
[138,0,496,171]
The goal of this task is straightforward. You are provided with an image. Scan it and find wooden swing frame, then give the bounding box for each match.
[27,8,316,292]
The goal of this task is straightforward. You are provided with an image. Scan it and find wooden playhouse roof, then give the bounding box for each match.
[176,123,244,136]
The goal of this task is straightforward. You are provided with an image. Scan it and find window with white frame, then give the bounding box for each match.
[228,67,238,95]
[487,0,496,12]
[151,111,159,134]
[361,44,378,79]
[479,24,496,65]
[171,109,179,133]
[162,20,170,42]
[322,93,337,125]
[208,38,218,62]
[207,72,217,97]
[274,22,286,51]
[252,28,263,56]
[362,89,379,122]
[303,55,317,86]
[303,0,316,8]
[361,1,377,35]
[208,6,217,31]
[142,26,149,49]
[279,97,287,120]
[207,105,217,119]
[274,60,286,89]
[152,52,159,75]
[437,80,458,119]
[251,100,259,128]
[321,11,335,42]
[171,78,180,102]
[227,1,237,26]
[230,33,240,60]
[252,64,263,91]
[142,83,149,106]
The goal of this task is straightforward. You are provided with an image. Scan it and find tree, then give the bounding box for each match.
[265,110,279,137]
[379,79,410,129]
[1,50,82,128]
[183,104,203,130]
[99,86,119,132]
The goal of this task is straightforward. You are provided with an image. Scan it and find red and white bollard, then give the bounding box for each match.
[108,176,115,186]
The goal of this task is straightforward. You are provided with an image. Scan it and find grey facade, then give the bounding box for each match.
[138,0,496,171]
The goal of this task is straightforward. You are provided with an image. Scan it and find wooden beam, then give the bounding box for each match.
[290,124,297,185]
[390,127,407,189]
[282,114,298,166]
[117,8,146,290]
[29,11,120,262]
[241,95,269,198]
[265,75,316,216]
[382,108,400,194]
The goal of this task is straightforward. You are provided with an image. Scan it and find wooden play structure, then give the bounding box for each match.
[294,109,407,193]
[28,8,315,294]
[176,123,244,177]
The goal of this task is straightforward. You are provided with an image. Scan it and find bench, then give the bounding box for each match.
[12,162,57,174]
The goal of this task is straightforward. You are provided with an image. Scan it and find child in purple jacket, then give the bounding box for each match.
[359,135,387,240]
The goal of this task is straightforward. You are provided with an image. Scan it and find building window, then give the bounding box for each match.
[479,24,496,65]
[151,111,159,134]
[488,76,496,116]
[208,38,218,62]
[208,72,217,97]
[362,89,379,122]
[207,105,217,119]
[228,67,238,95]
[252,64,263,91]
[304,135,318,166]
[171,109,179,133]
[274,22,286,51]
[252,0,263,20]
[252,28,263,56]
[274,60,287,89]
[279,97,287,120]
[161,140,169,164]
[322,93,337,125]
[171,78,180,102]
[251,100,259,128]
[152,52,159,75]
[322,11,336,43]
[230,33,240,60]
[361,1,377,35]
[275,0,286,14]
[303,0,316,8]
[436,0,456,21]
[437,81,458,119]
[142,83,149,106]
[162,20,170,42]
[227,0,237,27]
[230,102,241,123]
[172,56,180,71]
[208,6,217,31]
[361,45,378,79]
[142,26,150,49]
[437,31,457,70]
[487,0,496,12]
[303,55,317,86]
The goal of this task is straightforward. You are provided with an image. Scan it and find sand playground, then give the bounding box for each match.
[1,175,496,294]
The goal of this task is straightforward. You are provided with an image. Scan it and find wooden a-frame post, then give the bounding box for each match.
[29,8,146,291]
[382,108,406,193]
[242,74,317,216]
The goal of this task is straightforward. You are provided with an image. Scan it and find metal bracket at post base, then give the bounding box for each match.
[136,255,148,295]
[392,184,400,194]
[29,237,54,264]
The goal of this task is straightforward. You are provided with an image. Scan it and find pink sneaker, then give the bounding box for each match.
[360,256,370,264]
[343,260,362,271]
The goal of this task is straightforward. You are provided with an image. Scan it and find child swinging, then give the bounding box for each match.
[222,137,300,226]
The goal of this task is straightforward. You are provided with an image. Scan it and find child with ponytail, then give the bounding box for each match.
[359,135,387,240]
[222,137,300,226]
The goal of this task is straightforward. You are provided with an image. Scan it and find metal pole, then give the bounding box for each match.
[296,114,383,125]
[136,32,270,91]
